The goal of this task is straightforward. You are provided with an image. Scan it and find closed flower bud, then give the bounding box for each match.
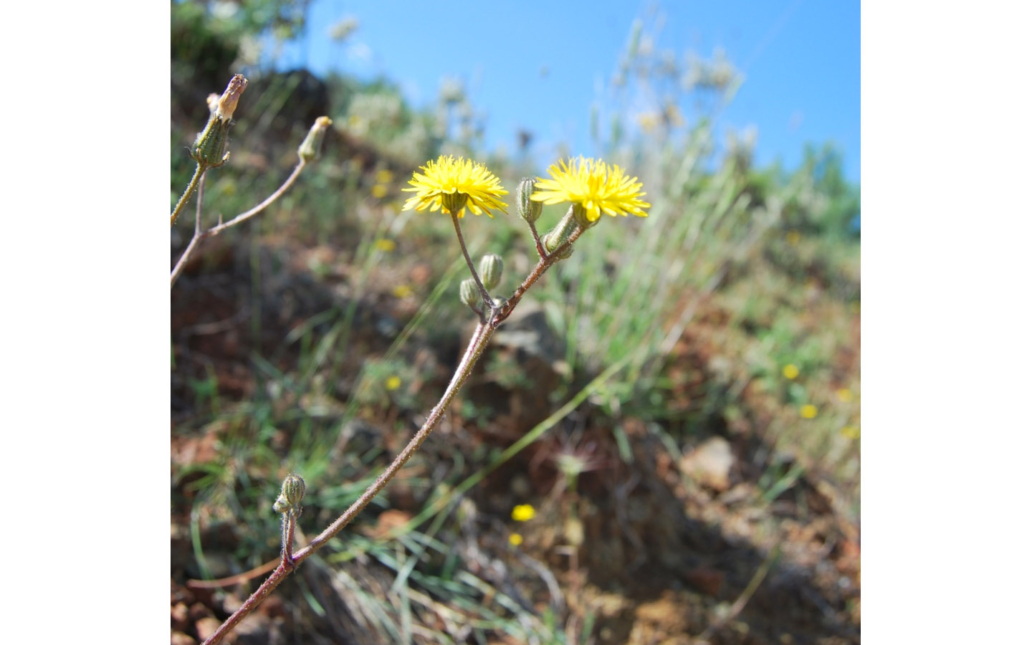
[298,116,332,163]
[274,473,305,515]
[479,254,503,291]
[516,178,542,223]
[460,278,479,309]
[543,205,579,255]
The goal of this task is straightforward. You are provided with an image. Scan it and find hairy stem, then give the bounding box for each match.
[450,214,494,309]
[171,163,207,227]
[202,322,494,645]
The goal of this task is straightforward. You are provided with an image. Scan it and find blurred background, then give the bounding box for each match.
[171,1,860,643]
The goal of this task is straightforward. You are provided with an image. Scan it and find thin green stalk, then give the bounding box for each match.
[171,162,207,227]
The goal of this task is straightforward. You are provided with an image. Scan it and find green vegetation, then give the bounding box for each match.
[172,6,860,644]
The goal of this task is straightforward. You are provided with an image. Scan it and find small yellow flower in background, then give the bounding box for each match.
[374,238,396,252]
[371,184,388,199]
[800,404,818,419]
[385,376,402,391]
[786,230,801,246]
[511,504,535,522]
[402,155,508,218]
[837,388,854,403]
[840,426,860,440]
[532,157,650,222]
[392,285,414,298]
[375,169,394,184]
[508,533,523,546]
[782,364,800,380]
[637,112,659,133]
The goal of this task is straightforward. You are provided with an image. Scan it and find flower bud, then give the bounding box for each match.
[298,116,332,163]
[543,205,579,255]
[479,254,503,291]
[516,178,542,224]
[460,278,479,309]
[274,473,306,515]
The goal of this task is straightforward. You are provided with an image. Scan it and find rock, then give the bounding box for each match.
[679,437,734,492]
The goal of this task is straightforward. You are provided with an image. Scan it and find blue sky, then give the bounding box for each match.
[274,0,859,183]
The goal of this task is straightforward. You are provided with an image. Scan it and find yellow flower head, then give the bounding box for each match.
[511,504,535,522]
[385,376,402,391]
[531,157,650,223]
[402,155,508,218]
[508,533,523,546]
[800,404,818,419]
[782,364,799,380]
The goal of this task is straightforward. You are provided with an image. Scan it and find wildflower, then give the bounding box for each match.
[511,504,535,522]
[385,376,402,391]
[840,426,860,440]
[782,364,799,380]
[837,388,854,403]
[375,169,394,184]
[531,157,650,223]
[509,533,523,546]
[371,184,388,199]
[374,238,396,252]
[402,155,508,218]
[800,404,818,419]
[392,285,414,298]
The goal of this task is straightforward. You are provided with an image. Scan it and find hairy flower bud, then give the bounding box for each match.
[516,178,542,224]
[274,473,306,516]
[298,116,332,163]
[460,278,479,309]
[479,254,503,291]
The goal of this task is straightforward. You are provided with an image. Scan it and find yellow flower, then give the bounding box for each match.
[385,376,401,391]
[782,364,799,380]
[840,426,860,440]
[800,404,818,419]
[837,388,854,403]
[402,155,508,218]
[374,238,396,252]
[371,184,388,199]
[511,504,535,522]
[531,157,650,222]
[375,169,394,184]
[508,533,523,546]
[392,285,414,298]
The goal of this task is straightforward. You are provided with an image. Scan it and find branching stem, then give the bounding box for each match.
[170,160,307,288]
[199,218,587,645]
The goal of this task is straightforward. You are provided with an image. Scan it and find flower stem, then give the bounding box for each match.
[450,214,494,309]
[201,321,495,645]
[171,162,207,227]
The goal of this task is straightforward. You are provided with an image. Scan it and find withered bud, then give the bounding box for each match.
[216,74,248,121]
